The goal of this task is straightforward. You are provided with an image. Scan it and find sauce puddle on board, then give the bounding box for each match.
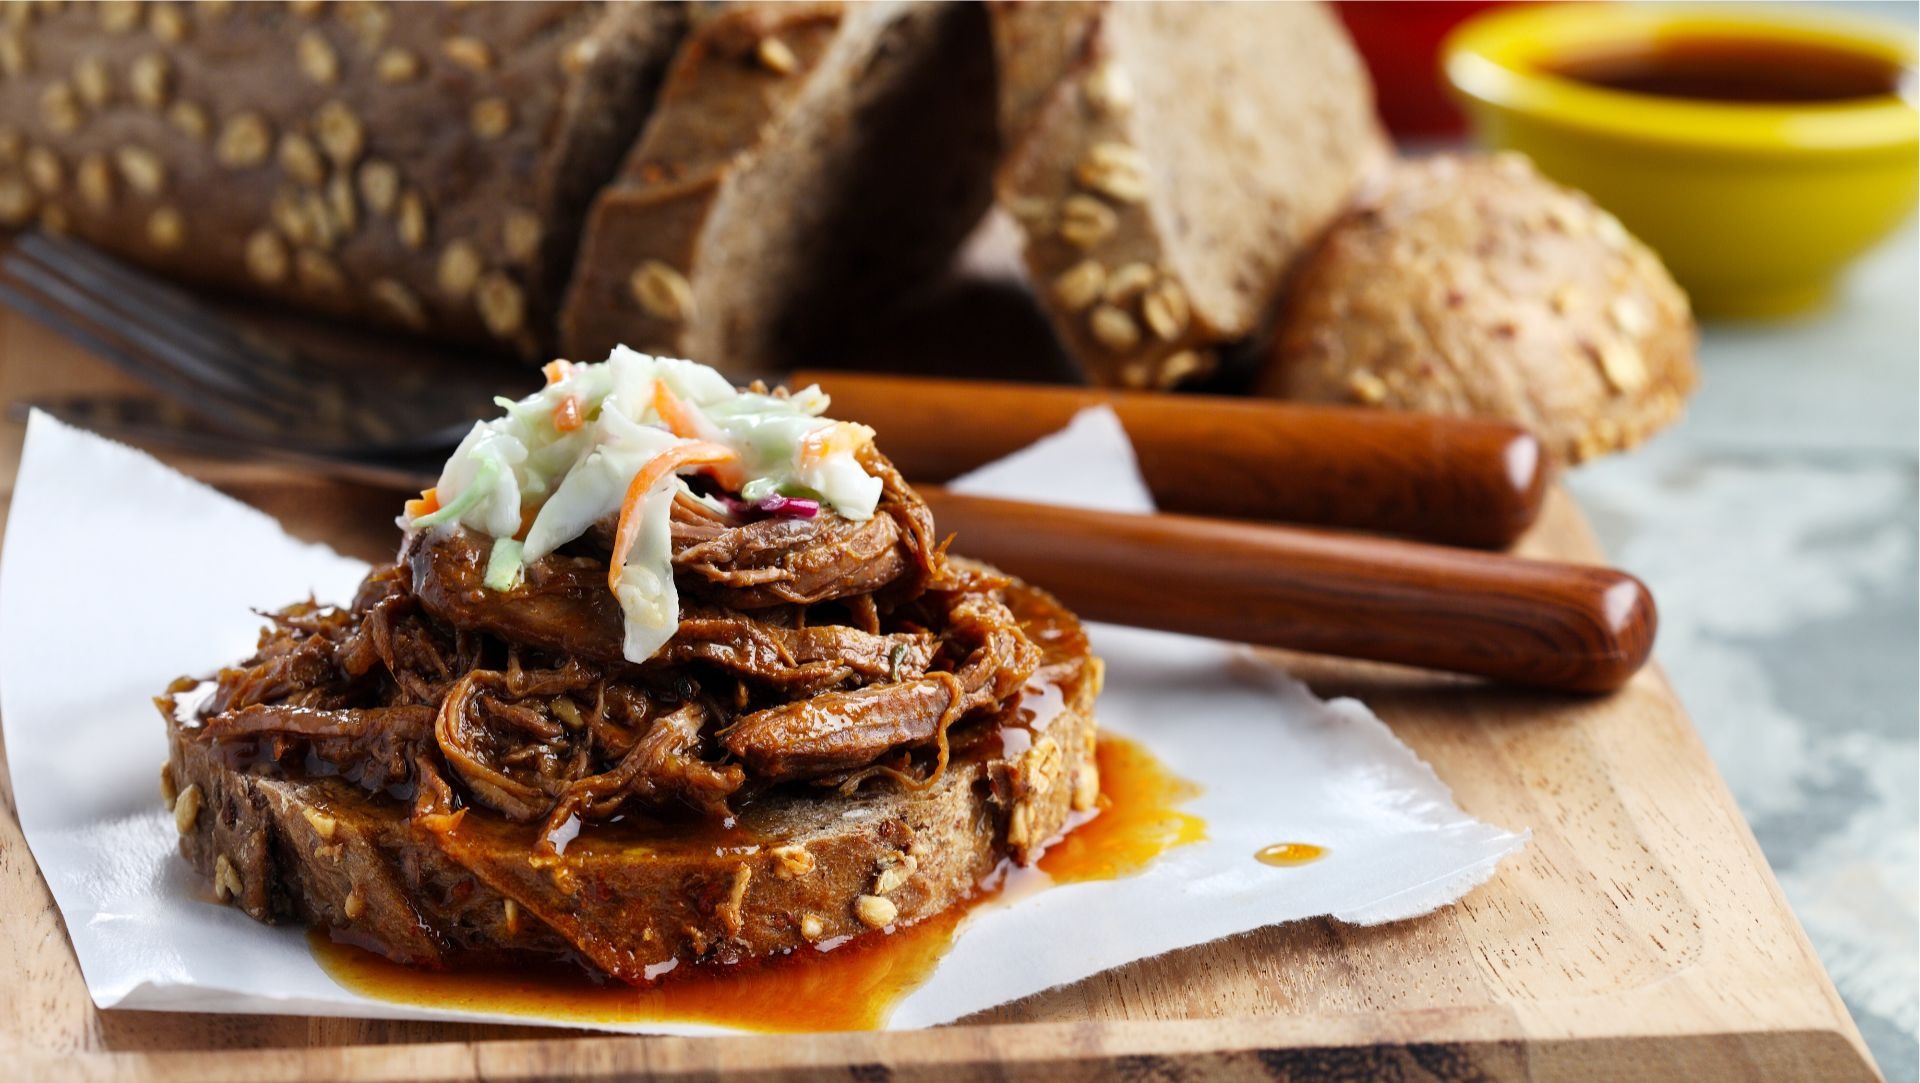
[311,732,1204,1032]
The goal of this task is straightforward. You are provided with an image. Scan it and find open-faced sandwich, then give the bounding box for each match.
[156,350,1101,982]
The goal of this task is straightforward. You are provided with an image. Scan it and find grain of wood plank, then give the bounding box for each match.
[0,308,1879,1081]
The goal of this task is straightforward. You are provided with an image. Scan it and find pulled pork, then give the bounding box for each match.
[170,448,1041,853]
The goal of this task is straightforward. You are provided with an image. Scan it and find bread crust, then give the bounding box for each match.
[989,0,1387,389]
[558,0,1000,376]
[1259,153,1699,464]
[162,574,1101,977]
[0,1,683,355]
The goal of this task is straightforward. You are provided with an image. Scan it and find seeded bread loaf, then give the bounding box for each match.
[988,1,1389,389]
[1259,153,1699,464]
[559,0,1000,378]
[164,574,1101,972]
[0,0,683,356]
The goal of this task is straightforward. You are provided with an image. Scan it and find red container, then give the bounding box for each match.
[1336,1,1520,139]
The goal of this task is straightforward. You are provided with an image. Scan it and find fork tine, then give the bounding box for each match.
[0,250,299,435]
[13,234,315,415]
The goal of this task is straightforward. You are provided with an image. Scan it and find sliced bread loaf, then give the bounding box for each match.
[558,1,1001,378]
[988,1,1389,389]
[0,1,684,355]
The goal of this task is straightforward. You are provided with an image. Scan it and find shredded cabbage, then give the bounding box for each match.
[406,348,883,663]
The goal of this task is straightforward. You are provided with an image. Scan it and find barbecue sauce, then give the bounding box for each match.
[310,731,1203,1032]
[1255,842,1326,867]
[1547,36,1909,104]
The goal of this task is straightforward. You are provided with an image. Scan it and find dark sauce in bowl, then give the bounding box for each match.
[1548,36,1911,104]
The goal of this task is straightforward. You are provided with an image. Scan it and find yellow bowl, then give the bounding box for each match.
[1444,4,1918,318]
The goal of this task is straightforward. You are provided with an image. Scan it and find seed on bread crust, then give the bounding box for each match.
[630,260,694,321]
[503,211,542,264]
[1082,59,1133,115]
[278,133,326,186]
[130,52,172,109]
[1057,194,1116,249]
[369,278,428,331]
[799,913,825,940]
[160,762,178,808]
[343,889,366,919]
[1156,349,1213,389]
[115,146,166,196]
[475,272,525,338]
[375,47,420,84]
[1347,370,1388,404]
[1103,262,1153,305]
[315,100,364,167]
[216,112,272,168]
[1141,280,1190,340]
[76,153,112,209]
[396,191,428,250]
[245,228,289,284]
[1075,142,1149,204]
[168,100,210,141]
[149,2,187,43]
[213,854,242,901]
[173,782,202,833]
[73,55,112,107]
[854,894,897,929]
[1050,260,1105,312]
[297,30,339,85]
[436,240,482,299]
[39,82,82,135]
[302,807,338,841]
[1088,304,1140,354]
[872,853,917,896]
[470,98,512,140]
[442,35,494,72]
[147,205,185,250]
[296,249,344,295]
[24,147,60,195]
[357,159,399,216]
[755,36,798,75]
[769,843,815,879]
[1593,338,1648,394]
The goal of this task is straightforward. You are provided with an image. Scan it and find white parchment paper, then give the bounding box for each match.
[0,408,1526,1032]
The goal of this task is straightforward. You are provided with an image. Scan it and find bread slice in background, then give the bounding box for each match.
[988,0,1388,389]
[1259,153,1698,464]
[0,1,684,356]
[559,1,1001,379]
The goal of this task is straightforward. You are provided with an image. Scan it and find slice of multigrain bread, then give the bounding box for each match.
[162,576,1101,975]
[988,0,1389,389]
[559,1,1000,378]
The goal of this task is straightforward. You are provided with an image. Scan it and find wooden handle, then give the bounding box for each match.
[920,489,1655,693]
[791,370,1549,549]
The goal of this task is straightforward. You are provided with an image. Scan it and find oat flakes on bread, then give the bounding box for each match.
[159,351,1100,980]
[989,0,1388,389]
[1259,153,1698,464]
[559,0,1000,377]
[0,1,684,356]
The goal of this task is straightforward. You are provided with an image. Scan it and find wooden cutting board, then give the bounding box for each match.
[0,310,1879,1081]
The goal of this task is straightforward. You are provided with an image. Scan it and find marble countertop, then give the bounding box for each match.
[1566,218,1917,1079]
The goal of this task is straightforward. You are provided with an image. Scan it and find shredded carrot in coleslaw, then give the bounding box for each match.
[608,441,737,592]
[404,488,439,519]
[542,359,575,386]
[552,395,583,433]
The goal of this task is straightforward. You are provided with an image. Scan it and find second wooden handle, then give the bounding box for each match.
[921,489,1655,693]
[793,371,1550,549]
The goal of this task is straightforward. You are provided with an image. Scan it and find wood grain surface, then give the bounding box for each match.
[0,311,1879,1081]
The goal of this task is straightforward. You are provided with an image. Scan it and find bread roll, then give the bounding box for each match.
[1260,153,1698,463]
